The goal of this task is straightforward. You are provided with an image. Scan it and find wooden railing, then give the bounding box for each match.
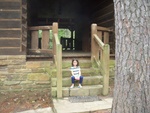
[52,23,62,98]
[91,24,111,95]
[28,25,53,53]
[29,23,62,98]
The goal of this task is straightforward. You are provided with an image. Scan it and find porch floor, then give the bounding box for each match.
[27,50,91,61]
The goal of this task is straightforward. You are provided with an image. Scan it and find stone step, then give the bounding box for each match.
[52,76,103,87]
[26,61,53,69]
[62,59,91,69]
[63,68,101,77]
[52,85,103,97]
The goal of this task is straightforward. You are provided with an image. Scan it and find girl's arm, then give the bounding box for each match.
[79,67,81,76]
[71,71,74,76]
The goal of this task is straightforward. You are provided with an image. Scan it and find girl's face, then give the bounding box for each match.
[73,60,78,66]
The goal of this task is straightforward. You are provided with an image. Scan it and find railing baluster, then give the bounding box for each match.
[31,30,38,49]
[42,30,50,49]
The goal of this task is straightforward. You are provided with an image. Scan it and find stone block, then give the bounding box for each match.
[62,87,69,97]
[20,81,33,84]
[10,60,26,65]
[31,68,45,73]
[26,62,41,69]
[6,73,27,81]
[27,73,50,81]
[0,60,10,65]
[70,88,89,96]
[35,81,50,85]
[62,78,71,87]
[7,55,26,60]
[89,86,102,96]
[51,78,57,87]
[0,85,11,90]
[14,69,32,73]
[0,56,7,60]
[52,87,57,97]
[4,81,20,86]
[0,75,7,81]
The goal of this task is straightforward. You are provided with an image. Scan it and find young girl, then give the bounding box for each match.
[70,59,83,88]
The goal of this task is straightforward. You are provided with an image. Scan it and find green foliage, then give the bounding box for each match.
[38,29,71,49]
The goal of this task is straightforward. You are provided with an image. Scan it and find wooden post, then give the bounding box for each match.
[56,44,62,98]
[102,44,110,95]
[91,24,97,62]
[31,30,38,49]
[42,30,50,49]
[104,32,109,44]
[52,22,58,55]
[52,22,58,34]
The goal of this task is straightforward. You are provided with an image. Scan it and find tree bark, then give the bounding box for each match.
[112,0,150,113]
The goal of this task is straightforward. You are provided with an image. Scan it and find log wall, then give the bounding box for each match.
[0,0,25,55]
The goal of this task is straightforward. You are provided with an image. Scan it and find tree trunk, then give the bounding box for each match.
[112,0,150,113]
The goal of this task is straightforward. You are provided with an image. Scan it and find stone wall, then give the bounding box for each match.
[0,55,51,91]
[0,55,53,105]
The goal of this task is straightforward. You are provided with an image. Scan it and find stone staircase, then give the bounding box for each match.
[52,58,103,97]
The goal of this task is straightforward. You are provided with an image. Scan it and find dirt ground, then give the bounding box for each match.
[0,86,114,113]
[0,90,53,113]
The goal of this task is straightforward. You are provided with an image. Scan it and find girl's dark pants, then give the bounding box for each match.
[71,76,83,84]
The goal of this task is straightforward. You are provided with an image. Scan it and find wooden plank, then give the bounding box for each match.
[0,20,21,28]
[0,30,21,38]
[0,2,20,10]
[0,11,21,19]
[0,39,20,47]
[0,48,25,55]
[42,30,50,49]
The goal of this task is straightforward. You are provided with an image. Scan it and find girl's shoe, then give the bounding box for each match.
[70,85,74,89]
[78,84,82,88]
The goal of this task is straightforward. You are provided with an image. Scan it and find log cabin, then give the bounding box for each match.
[0,0,149,99]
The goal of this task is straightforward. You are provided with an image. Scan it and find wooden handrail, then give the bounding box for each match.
[52,22,62,98]
[91,23,110,96]
[93,34,104,50]
[28,26,52,30]
[97,26,112,32]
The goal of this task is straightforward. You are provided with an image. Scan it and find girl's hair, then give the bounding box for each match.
[72,59,79,66]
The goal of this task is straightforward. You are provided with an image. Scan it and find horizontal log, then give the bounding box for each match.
[0,30,21,38]
[97,26,112,32]
[0,20,21,28]
[0,11,21,19]
[0,2,20,10]
[28,26,52,30]
[0,0,20,2]
[0,48,25,55]
[0,39,20,47]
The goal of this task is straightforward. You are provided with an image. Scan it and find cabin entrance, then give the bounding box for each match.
[26,0,114,59]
